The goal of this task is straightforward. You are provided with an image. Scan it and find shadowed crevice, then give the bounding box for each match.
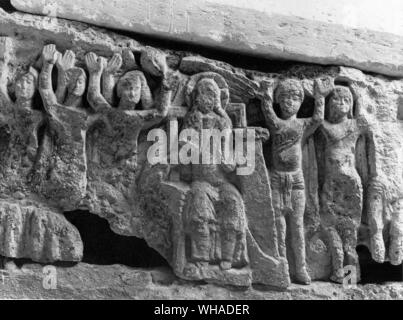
[357,245,402,284]
[64,210,170,268]
[0,0,17,13]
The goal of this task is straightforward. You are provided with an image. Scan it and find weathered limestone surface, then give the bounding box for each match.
[1,262,403,300]
[10,0,403,78]
[0,5,403,295]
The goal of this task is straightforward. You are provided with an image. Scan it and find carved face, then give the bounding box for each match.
[119,77,142,105]
[194,79,220,114]
[277,89,303,119]
[67,68,86,97]
[15,73,36,100]
[327,87,353,122]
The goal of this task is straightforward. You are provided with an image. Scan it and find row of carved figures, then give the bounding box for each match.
[0,38,401,286]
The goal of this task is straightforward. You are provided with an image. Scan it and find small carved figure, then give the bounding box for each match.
[179,72,248,274]
[0,36,42,172]
[40,44,86,111]
[85,50,170,167]
[319,83,370,283]
[36,44,88,208]
[256,77,332,284]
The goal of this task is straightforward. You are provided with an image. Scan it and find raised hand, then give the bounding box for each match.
[314,76,334,98]
[56,50,76,71]
[258,79,275,101]
[104,53,122,74]
[0,36,12,62]
[85,52,106,74]
[349,82,362,101]
[122,49,137,71]
[42,44,60,64]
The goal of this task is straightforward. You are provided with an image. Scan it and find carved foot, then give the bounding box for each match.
[220,261,232,271]
[4,258,18,271]
[389,237,403,266]
[183,262,206,279]
[295,269,311,285]
[0,257,17,271]
[329,269,344,284]
[370,234,385,263]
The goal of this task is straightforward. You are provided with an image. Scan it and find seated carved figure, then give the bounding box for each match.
[179,72,248,274]
[256,77,332,284]
[318,83,370,283]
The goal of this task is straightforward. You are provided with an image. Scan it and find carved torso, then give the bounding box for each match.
[270,118,306,172]
[320,119,361,175]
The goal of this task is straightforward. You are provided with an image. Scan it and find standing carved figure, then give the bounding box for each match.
[257,78,331,284]
[179,72,248,275]
[85,50,171,169]
[36,44,88,209]
[319,84,370,283]
[0,36,42,180]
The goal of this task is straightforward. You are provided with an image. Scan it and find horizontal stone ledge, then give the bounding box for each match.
[10,0,403,78]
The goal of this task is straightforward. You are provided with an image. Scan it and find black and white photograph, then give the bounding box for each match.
[0,0,402,305]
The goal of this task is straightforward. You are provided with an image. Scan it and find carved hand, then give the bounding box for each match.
[42,44,61,65]
[258,79,275,101]
[349,82,362,101]
[314,76,334,98]
[56,50,76,71]
[104,53,122,74]
[85,52,106,74]
[122,49,137,71]
[0,36,11,62]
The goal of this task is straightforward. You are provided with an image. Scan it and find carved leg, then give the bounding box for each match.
[220,229,236,270]
[190,222,211,264]
[290,189,311,285]
[389,199,403,265]
[367,188,385,263]
[341,223,360,282]
[325,226,344,283]
[233,231,248,267]
[272,188,287,258]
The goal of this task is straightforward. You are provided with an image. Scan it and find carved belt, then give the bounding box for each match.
[271,170,304,211]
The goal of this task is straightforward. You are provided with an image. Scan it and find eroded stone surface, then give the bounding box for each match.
[0,7,402,292]
[1,262,403,300]
[10,0,403,78]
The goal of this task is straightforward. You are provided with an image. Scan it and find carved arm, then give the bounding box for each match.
[304,77,333,137]
[137,74,172,125]
[350,83,371,131]
[39,44,60,111]
[85,52,112,113]
[257,79,280,130]
[55,50,76,104]
[102,53,122,105]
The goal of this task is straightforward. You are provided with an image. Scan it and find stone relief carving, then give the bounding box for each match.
[0,25,402,290]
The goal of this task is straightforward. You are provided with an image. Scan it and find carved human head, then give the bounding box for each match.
[193,78,221,114]
[275,79,304,119]
[66,67,87,98]
[117,71,145,105]
[140,47,167,77]
[327,86,353,123]
[15,67,38,101]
